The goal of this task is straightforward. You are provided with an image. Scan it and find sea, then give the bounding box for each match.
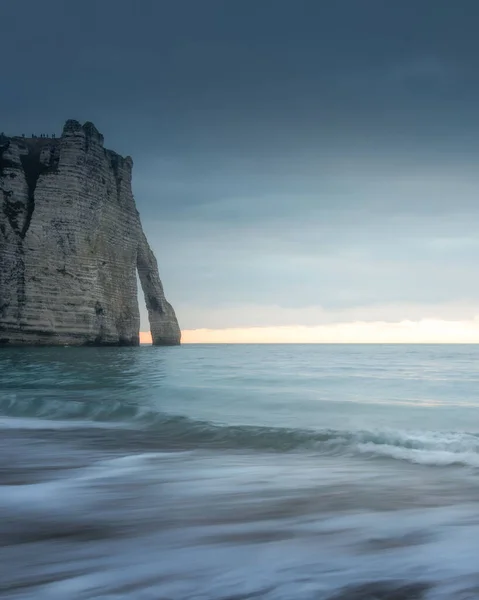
[1,344,479,599]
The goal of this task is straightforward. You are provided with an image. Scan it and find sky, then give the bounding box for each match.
[3,1,479,342]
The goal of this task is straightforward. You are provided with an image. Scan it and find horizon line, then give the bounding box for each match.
[139,341,479,345]
[139,318,479,344]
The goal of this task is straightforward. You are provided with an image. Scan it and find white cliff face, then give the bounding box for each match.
[0,120,181,346]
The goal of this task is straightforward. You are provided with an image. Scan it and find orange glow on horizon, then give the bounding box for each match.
[139,318,479,344]
[139,331,153,344]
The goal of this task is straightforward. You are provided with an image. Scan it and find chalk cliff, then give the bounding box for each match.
[0,120,180,346]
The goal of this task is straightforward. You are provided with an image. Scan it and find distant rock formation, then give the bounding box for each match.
[0,120,181,346]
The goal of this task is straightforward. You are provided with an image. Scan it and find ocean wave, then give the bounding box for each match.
[1,394,479,467]
[145,416,479,467]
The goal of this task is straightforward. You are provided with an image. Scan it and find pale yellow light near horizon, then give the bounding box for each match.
[140,318,479,344]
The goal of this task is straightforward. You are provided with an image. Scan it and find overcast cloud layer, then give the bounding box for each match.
[3,1,479,330]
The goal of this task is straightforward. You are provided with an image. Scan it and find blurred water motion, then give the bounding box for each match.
[1,345,479,599]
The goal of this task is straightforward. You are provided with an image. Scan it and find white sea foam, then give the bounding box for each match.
[357,442,479,467]
[2,448,479,599]
[351,429,479,467]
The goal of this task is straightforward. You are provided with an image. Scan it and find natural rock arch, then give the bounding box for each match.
[0,120,180,346]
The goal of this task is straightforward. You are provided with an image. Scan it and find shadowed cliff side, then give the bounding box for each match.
[137,231,180,346]
[0,120,181,346]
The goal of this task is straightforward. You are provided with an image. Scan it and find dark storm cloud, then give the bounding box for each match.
[2,0,479,328]
[4,0,479,151]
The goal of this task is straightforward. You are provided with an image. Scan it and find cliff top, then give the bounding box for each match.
[0,120,132,164]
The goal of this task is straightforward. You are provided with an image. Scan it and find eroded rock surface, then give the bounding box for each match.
[0,121,180,346]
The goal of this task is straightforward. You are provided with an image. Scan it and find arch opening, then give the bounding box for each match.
[136,271,152,345]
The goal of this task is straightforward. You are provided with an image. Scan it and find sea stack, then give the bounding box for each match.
[0,120,181,346]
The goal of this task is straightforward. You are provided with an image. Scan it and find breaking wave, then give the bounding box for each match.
[1,393,479,467]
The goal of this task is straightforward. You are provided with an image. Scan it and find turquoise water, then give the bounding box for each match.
[2,344,479,598]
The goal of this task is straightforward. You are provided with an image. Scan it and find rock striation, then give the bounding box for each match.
[0,120,180,346]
